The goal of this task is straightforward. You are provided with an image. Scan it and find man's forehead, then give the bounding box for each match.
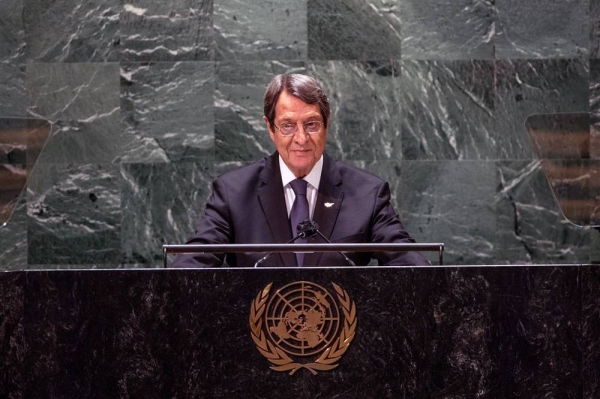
[275,92,322,120]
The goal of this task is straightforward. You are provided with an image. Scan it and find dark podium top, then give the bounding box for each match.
[1,265,599,398]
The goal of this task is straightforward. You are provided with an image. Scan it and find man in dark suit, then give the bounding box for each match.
[172,74,429,267]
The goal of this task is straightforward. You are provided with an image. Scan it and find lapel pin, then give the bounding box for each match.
[325,202,334,208]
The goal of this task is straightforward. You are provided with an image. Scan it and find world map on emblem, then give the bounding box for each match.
[265,281,341,356]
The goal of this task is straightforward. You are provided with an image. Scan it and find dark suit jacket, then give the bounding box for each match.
[172,152,430,267]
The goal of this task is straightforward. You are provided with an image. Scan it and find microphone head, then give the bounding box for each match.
[297,220,319,238]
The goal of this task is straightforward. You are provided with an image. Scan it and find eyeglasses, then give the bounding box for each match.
[274,121,324,136]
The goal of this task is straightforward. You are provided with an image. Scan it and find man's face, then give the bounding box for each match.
[264,91,328,178]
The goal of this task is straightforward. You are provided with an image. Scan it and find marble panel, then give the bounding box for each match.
[0,0,25,63]
[424,266,579,395]
[31,120,123,164]
[592,0,600,59]
[592,230,600,262]
[0,197,27,270]
[23,271,122,397]
[308,0,402,60]
[120,61,214,163]
[399,160,497,265]
[214,0,307,60]
[121,162,214,266]
[591,59,600,159]
[214,160,249,175]
[0,272,24,399]
[23,0,120,62]
[214,61,306,162]
[400,0,494,60]
[494,59,589,160]
[495,161,594,264]
[27,164,121,265]
[351,160,402,210]
[11,267,588,397]
[351,160,436,265]
[0,64,26,117]
[26,63,123,163]
[120,0,213,62]
[21,269,431,396]
[485,266,581,397]
[400,60,496,160]
[496,0,588,59]
[583,266,600,398]
[309,61,402,161]
[425,267,494,395]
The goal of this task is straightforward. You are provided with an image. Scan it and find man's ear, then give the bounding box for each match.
[263,116,275,140]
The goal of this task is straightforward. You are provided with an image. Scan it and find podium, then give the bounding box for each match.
[1,265,598,398]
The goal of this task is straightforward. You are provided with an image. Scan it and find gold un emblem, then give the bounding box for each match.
[249,281,357,375]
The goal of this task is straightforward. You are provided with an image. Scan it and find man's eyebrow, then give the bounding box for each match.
[279,115,322,123]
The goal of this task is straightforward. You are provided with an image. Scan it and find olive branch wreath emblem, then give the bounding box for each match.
[249,282,357,375]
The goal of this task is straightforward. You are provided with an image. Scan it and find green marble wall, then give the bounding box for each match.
[0,0,598,269]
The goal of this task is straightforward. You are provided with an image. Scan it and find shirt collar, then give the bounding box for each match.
[279,154,323,190]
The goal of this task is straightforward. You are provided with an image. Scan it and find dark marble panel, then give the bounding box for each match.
[496,161,594,264]
[214,160,249,175]
[0,197,28,270]
[310,61,402,161]
[120,61,214,163]
[593,231,600,263]
[26,63,119,123]
[308,0,402,60]
[23,0,120,62]
[27,164,121,265]
[420,266,580,396]
[214,0,307,61]
[0,272,24,399]
[591,59,600,160]
[496,0,588,59]
[494,59,589,160]
[486,266,581,397]
[13,267,588,398]
[424,267,495,396]
[21,269,432,397]
[0,64,26,117]
[121,162,214,266]
[32,120,124,164]
[583,266,600,398]
[400,60,496,160]
[26,63,123,163]
[120,0,213,61]
[592,0,600,59]
[23,272,121,397]
[399,160,497,265]
[400,0,494,60]
[214,61,306,162]
[351,160,432,265]
[351,160,402,210]
[0,0,25,63]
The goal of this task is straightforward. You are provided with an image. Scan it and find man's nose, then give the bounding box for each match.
[293,127,309,143]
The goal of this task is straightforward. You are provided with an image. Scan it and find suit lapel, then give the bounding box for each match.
[305,154,344,266]
[258,154,296,267]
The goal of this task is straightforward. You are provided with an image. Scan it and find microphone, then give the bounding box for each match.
[308,221,356,267]
[296,220,319,238]
[253,220,356,267]
[253,220,319,267]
